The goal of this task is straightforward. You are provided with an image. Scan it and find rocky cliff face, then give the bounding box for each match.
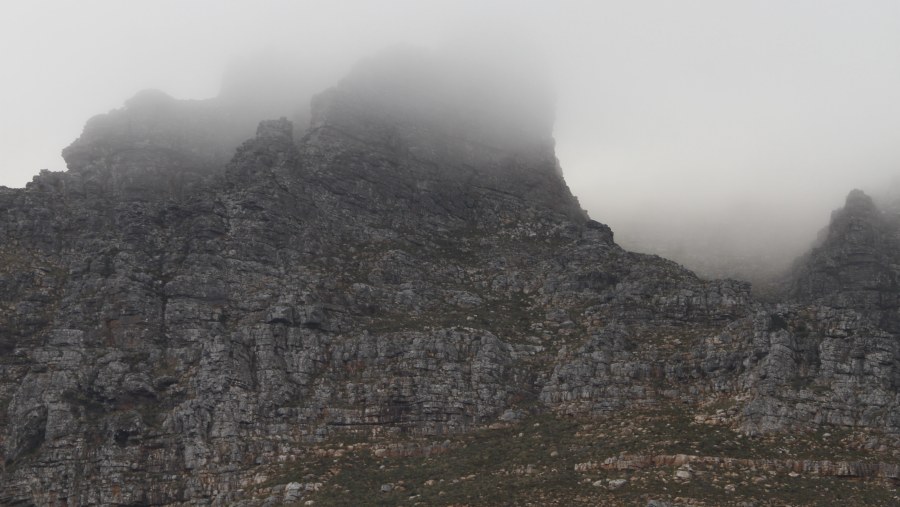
[1,49,899,506]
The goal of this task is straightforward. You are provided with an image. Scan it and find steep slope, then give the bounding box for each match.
[1,49,899,506]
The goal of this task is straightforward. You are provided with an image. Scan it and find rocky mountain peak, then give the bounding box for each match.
[305,46,584,221]
[51,54,317,198]
[822,189,887,254]
[257,116,293,138]
[790,189,899,325]
[842,187,877,211]
[62,89,229,172]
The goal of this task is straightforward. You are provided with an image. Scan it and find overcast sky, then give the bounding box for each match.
[2,1,899,269]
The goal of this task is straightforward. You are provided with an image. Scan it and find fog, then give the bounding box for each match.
[2,1,899,283]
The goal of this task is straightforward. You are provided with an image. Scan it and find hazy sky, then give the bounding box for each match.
[2,1,899,268]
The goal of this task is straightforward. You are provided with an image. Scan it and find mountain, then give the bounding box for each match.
[1,48,899,506]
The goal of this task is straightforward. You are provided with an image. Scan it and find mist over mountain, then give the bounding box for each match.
[2,39,900,505]
[43,44,894,292]
[5,2,900,296]
[59,50,326,180]
[612,211,814,292]
[30,43,896,290]
[611,180,900,292]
